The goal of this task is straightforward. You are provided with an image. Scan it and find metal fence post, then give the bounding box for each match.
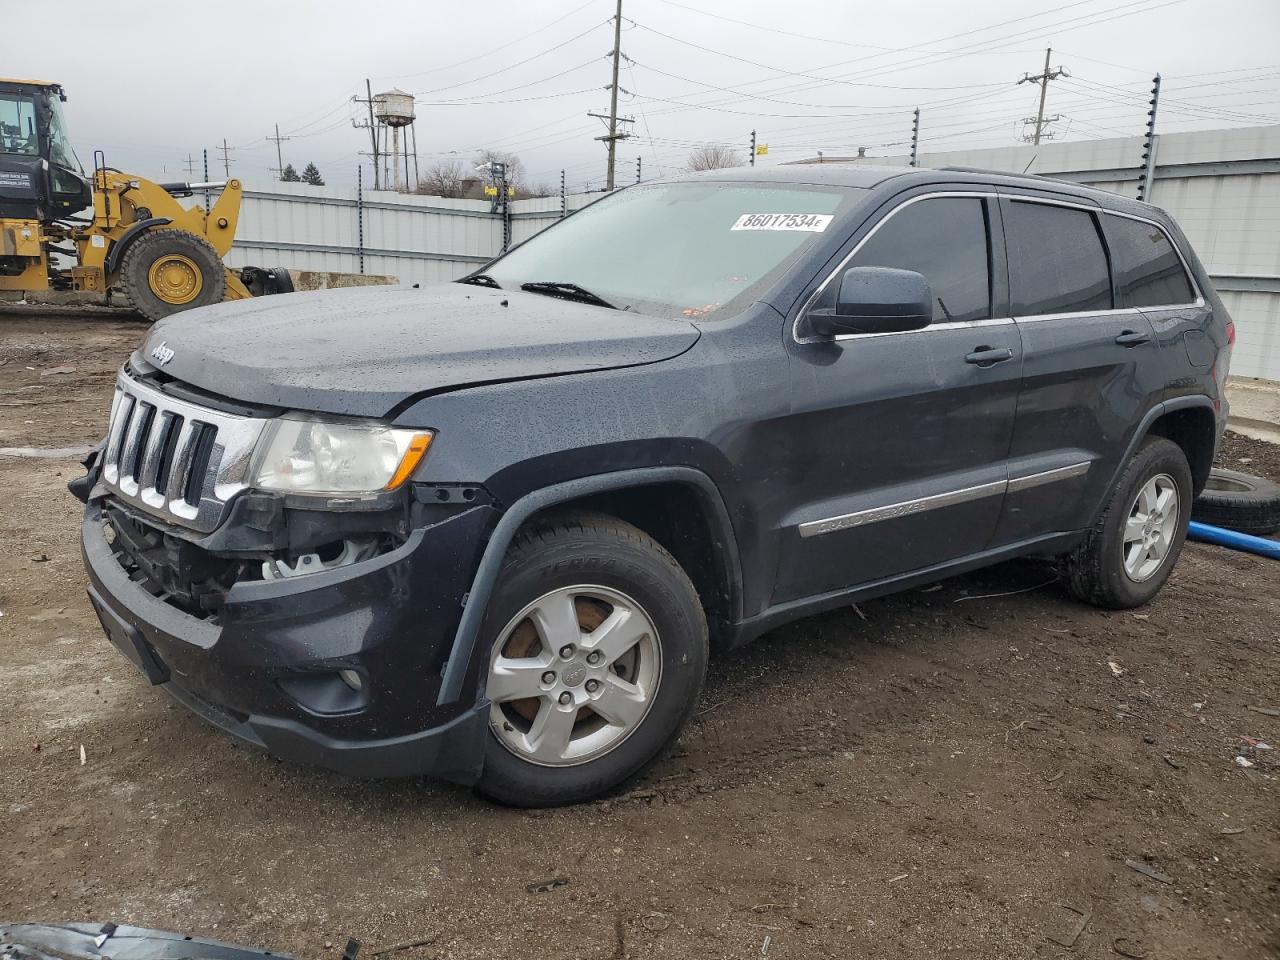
[357,165,365,274]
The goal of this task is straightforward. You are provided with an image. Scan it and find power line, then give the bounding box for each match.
[634,0,1185,121]
[373,0,602,83]
[653,0,897,51]
[628,0,1112,116]
[411,22,609,97]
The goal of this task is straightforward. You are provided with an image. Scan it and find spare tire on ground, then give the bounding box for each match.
[1192,468,1280,536]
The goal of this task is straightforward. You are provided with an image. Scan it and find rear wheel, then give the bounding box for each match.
[476,513,707,807]
[1063,436,1193,609]
[119,229,226,322]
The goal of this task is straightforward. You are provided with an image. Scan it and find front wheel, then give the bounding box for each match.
[118,228,227,322]
[1063,436,1193,609]
[476,513,708,807]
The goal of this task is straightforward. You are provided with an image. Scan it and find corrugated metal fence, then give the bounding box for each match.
[225,124,1280,380]
[881,125,1280,382]
[223,185,594,285]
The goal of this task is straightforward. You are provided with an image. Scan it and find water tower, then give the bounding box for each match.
[374,89,418,192]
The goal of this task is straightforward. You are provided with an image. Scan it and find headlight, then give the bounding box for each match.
[251,417,433,496]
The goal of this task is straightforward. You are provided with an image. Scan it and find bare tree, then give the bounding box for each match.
[523,181,556,198]
[417,159,469,198]
[686,143,739,172]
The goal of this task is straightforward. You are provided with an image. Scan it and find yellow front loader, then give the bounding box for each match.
[0,78,290,321]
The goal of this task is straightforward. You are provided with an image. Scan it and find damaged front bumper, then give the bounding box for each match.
[79,485,498,782]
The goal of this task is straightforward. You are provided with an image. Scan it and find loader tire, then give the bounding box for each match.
[119,229,226,322]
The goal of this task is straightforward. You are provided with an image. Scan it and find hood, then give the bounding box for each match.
[137,283,700,417]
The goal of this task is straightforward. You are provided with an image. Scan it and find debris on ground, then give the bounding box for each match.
[1247,705,1280,717]
[641,913,670,932]
[41,364,77,376]
[1109,660,1125,677]
[1233,756,1255,768]
[1124,859,1173,885]
[1113,937,1149,959]
[524,877,570,894]
[1044,902,1090,948]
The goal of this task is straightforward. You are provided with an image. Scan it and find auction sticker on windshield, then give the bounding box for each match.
[730,213,833,232]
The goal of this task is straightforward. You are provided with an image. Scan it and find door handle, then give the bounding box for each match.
[1115,329,1151,347]
[964,345,1014,366]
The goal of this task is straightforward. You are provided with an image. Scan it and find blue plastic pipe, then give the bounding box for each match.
[1187,520,1280,560]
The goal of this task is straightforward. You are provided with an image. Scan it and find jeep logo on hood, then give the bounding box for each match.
[150,341,175,366]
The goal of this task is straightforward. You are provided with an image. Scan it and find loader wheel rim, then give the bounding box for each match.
[147,254,203,305]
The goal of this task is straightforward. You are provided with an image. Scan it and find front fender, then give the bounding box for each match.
[436,465,739,705]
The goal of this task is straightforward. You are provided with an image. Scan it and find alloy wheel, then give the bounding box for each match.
[487,584,662,766]
[1122,473,1180,582]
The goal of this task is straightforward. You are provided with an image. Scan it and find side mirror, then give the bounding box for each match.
[801,266,934,338]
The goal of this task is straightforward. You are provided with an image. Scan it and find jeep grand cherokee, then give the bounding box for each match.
[73,165,1233,805]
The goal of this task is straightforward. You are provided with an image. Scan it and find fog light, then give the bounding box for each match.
[338,669,363,691]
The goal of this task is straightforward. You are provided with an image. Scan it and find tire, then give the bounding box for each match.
[1063,436,1193,609]
[118,228,227,322]
[1191,468,1280,536]
[475,512,708,807]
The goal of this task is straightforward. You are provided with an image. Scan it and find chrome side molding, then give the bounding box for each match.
[798,461,1092,538]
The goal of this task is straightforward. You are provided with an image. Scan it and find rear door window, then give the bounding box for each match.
[828,196,991,322]
[1005,200,1112,316]
[1105,214,1195,307]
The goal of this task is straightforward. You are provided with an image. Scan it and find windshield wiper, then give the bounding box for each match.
[519,281,616,309]
[459,273,500,288]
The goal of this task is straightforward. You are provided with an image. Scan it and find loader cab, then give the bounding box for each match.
[0,79,92,221]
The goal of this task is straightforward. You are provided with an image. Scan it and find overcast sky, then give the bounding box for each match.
[7,0,1279,192]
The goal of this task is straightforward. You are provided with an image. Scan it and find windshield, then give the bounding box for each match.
[45,93,82,172]
[0,93,38,156]
[480,181,861,317]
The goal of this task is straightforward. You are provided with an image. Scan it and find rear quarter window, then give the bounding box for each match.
[1104,214,1196,308]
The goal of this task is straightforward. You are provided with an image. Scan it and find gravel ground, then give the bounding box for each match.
[1,310,1277,959]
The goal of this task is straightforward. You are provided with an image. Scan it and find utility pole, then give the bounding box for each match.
[909,109,920,167]
[353,81,381,190]
[268,123,291,180]
[636,156,642,183]
[1018,47,1067,145]
[590,0,631,191]
[1138,73,1162,202]
[217,138,234,178]
[183,153,197,178]
[750,129,757,167]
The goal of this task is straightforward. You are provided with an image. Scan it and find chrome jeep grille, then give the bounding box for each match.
[101,372,268,533]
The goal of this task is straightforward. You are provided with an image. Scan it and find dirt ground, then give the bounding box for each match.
[1,310,1277,960]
